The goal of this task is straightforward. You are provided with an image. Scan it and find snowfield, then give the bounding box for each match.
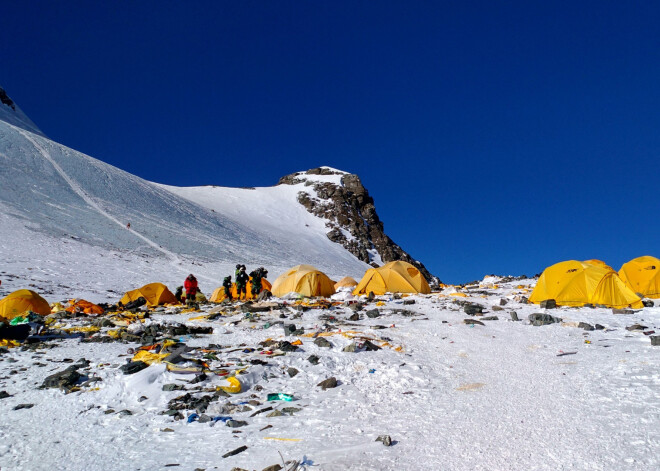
[0,279,658,471]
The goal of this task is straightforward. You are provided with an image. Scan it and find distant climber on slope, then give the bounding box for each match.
[184,274,198,305]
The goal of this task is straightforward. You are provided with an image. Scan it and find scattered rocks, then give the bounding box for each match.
[464,319,485,326]
[595,324,605,330]
[362,340,381,351]
[510,311,520,321]
[499,298,509,306]
[314,338,333,348]
[0,391,12,399]
[40,365,82,391]
[266,410,283,417]
[578,322,595,331]
[403,299,415,305]
[348,313,360,321]
[120,361,149,375]
[626,324,647,332]
[481,316,499,321]
[308,355,320,365]
[464,304,484,315]
[13,403,34,410]
[492,305,504,311]
[528,313,561,326]
[376,435,393,446]
[262,465,282,471]
[287,367,299,378]
[612,308,634,315]
[539,299,557,309]
[650,336,660,346]
[366,309,380,318]
[276,341,299,352]
[343,343,357,352]
[642,299,654,308]
[163,384,186,392]
[317,377,338,390]
[222,445,248,458]
[225,420,248,428]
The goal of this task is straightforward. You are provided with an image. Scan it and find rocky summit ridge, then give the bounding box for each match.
[279,167,439,285]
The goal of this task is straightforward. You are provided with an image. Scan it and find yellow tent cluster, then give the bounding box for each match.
[210,278,273,302]
[120,282,178,307]
[0,289,51,321]
[271,265,336,298]
[619,255,660,299]
[353,261,430,296]
[334,276,358,290]
[529,260,642,309]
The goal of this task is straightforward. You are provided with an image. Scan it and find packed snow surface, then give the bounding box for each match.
[0,279,658,470]
[0,119,370,301]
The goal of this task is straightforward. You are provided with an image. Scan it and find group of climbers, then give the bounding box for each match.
[178,265,268,304]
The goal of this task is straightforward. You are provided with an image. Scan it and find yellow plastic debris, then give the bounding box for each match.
[450,293,468,298]
[133,350,169,365]
[376,301,386,306]
[220,376,242,394]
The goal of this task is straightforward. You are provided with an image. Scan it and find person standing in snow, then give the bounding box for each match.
[250,267,267,297]
[222,275,233,301]
[184,274,198,305]
[235,265,249,300]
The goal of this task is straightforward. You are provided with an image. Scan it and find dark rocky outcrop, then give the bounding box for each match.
[0,87,16,110]
[278,168,438,284]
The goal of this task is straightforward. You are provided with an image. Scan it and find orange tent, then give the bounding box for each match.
[65,299,104,315]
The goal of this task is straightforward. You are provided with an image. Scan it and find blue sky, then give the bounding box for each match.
[3,1,659,283]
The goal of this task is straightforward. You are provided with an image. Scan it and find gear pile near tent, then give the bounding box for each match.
[353,261,431,295]
[0,289,51,321]
[271,265,336,298]
[618,255,660,299]
[529,260,643,309]
[120,282,178,307]
[334,276,358,290]
[210,278,272,302]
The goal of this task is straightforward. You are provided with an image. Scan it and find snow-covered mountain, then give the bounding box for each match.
[0,88,431,301]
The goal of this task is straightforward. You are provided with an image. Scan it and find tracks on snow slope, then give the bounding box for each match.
[14,125,217,284]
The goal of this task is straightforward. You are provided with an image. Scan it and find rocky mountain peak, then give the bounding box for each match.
[278,167,439,285]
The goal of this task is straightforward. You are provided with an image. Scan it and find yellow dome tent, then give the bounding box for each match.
[210,278,272,302]
[271,265,335,298]
[529,260,643,308]
[353,261,431,295]
[0,289,51,320]
[334,276,358,290]
[619,256,660,299]
[120,282,178,307]
[583,259,614,271]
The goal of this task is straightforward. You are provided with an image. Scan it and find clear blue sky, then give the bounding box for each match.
[3,1,659,283]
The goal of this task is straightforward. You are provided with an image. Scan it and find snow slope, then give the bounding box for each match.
[0,114,370,301]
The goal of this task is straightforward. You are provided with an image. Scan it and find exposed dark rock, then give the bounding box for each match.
[651,336,660,346]
[120,361,149,375]
[317,377,338,390]
[40,365,82,390]
[348,313,360,321]
[403,299,415,305]
[510,311,520,321]
[464,304,484,315]
[528,313,561,326]
[376,435,393,446]
[642,299,654,308]
[464,319,485,326]
[626,324,647,331]
[278,168,438,283]
[0,88,16,110]
[366,309,380,318]
[222,445,248,458]
[307,355,320,365]
[287,367,299,377]
[540,299,557,309]
[13,403,34,410]
[314,338,332,348]
[612,308,635,315]
[578,322,595,331]
[262,465,283,471]
[499,298,509,306]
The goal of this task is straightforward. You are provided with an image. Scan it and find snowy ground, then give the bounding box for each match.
[0,279,658,471]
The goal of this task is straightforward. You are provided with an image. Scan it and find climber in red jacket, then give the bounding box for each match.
[184,274,198,305]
